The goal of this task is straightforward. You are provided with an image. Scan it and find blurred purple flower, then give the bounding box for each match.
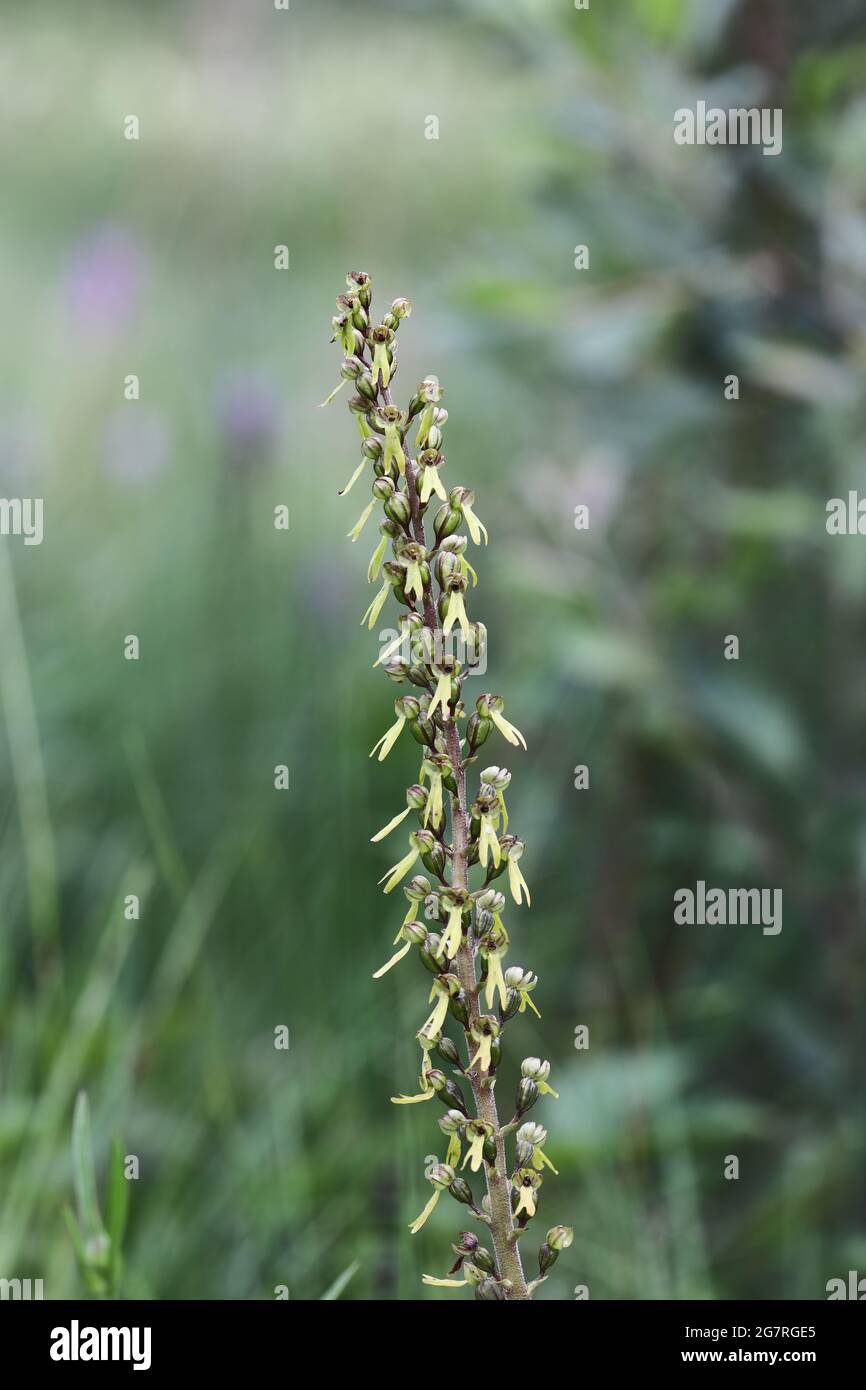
[103,407,172,485]
[215,370,282,468]
[64,224,147,341]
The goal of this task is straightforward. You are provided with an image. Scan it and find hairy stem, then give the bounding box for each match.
[400,426,528,1299]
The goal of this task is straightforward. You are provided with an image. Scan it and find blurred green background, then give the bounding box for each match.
[1,0,865,1300]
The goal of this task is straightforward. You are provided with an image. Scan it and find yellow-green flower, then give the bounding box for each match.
[347,498,375,542]
[409,1163,454,1234]
[451,485,488,545]
[522,1057,559,1099]
[369,326,395,388]
[418,449,448,503]
[477,693,526,750]
[420,758,445,829]
[474,796,502,870]
[467,1014,500,1075]
[504,836,531,906]
[505,965,541,1018]
[369,696,419,762]
[373,919,427,979]
[442,577,471,641]
[378,830,429,893]
[481,942,509,1011]
[461,1119,494,1173]
[371,783,427,843]
[427,656,459,722]
[517,1122,558,1175]
[438,1109,465,1168]
[512,1167,542,1219]
[376,404,406,474]
[421,975,456,1037]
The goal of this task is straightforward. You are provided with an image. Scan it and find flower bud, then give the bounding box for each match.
[521,1057,550,1083]
[448,1176,474,1206]
[427,1162,454,1190]
[438,1108,465,1135]
[383,659,409,684]
[390,297,412,319]
[372,476,396,502]
[480,765,511,791]
[440,1077,469,1117]
[447,988,469,1027]
[346,270,371,307]
[475,1277,508,1301]
[405,875,431,901]
[453,1231,479,1256]
[361,435,383,461]
[499,988,521,1023]
[384,490,411,528]
[433,1034,461,1068]
[516,1077,539,1117]
[433,504,462,543]
[474,888,505,914]
[466,712,492,753]
[403,920,428,946]
[419,934,442,973]
[548,1225,573,1251]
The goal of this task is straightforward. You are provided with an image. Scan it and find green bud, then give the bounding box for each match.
[521,1057,551,1083]
[548,1225,573,1252]
[499,987,521,1023]
[448,1176,474,1206]
[433,503,462,542]
[516,1077,539,1117]
[433,1034,461,1068]
[480,765,511,791]
[427,1161,454,1190]
[372,476,396,502]
[440,1077,469,1117]
[475,1277,508,1301]
[384,490,412,528]
[447,988,470,1027]
[403,920,428,946]
[419,934,442,973]
[405,875,431,901]
[466,712,492,754]
[438,1108,465,1135]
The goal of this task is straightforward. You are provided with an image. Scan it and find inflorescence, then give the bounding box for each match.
[326,270,572,1300]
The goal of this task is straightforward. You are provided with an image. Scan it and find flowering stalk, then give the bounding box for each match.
[327,272,572,1300]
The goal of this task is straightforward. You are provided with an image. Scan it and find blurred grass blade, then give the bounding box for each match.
[320,1260,361,1300]
[107,1136,129,1294]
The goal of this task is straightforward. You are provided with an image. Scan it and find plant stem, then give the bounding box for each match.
[376,372,528,1299]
